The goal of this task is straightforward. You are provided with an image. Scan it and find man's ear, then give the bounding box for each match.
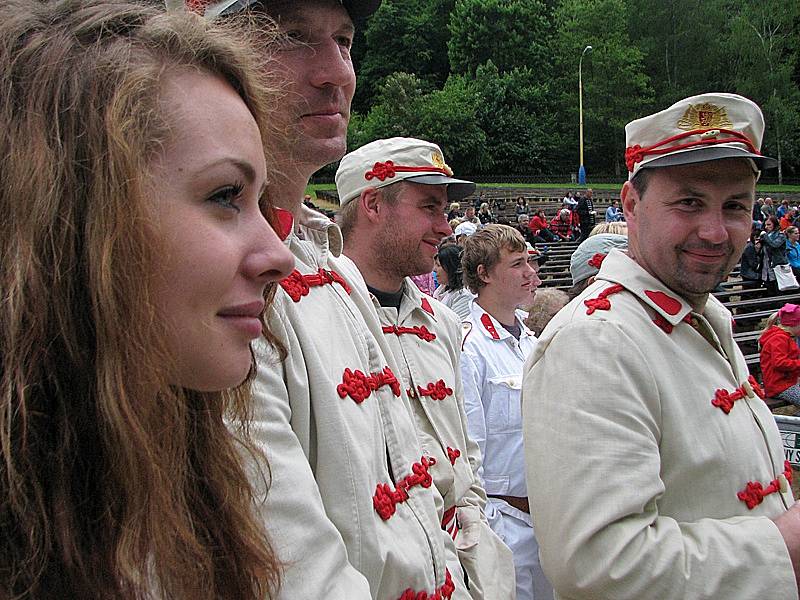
[477,263,490,285]
[621,181,638,224]
[360,187,381,224]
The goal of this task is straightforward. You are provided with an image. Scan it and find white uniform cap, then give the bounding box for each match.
[625,92,777,180]
[335,137,476,207]
[570,234,628,286]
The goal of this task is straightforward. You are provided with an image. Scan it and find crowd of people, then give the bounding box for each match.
[2,1,800,600]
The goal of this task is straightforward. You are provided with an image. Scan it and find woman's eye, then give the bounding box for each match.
[208,184,243,212]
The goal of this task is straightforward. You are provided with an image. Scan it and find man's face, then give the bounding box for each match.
[465,206,475,219]
[622,159,755,304]
[267,0,356,172]
[377,182,452,279]
[519,215,530,227]
[483,248,541,308]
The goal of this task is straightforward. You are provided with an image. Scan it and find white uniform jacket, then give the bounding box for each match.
[250,206,459,600]
[461,301,536,499]
[370,280,515,599]
[523,249,797,600]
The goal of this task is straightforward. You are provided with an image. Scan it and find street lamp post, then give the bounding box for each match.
[578,45,592,185]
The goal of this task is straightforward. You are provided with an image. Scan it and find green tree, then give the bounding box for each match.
[448,0,552,77]
[551,0,654,179]
[724,0,800,183]
[353,0,453,114]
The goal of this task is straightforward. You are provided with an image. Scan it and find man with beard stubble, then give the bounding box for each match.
[523,93,800,599]
[188,2,467,599]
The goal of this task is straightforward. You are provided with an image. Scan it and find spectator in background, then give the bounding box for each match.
[448,201,463,221]
[761,196,776,221]
[760,303,800,407]
[576,188,596,242]
[777,199,790,219]
[478,202,495,224]
[433,245,474,320]
[780,207,797,231]
[761,216,788,295]
[568,233,629,298]
[605,199,623,222]
[460,225,550,600]
[515,196,528,216]
[740,233,766,289]
[550,208,576,241]
[753,197,764,229]
[529,208,559,243]
[523,288,570,337]
[786,226,800,279]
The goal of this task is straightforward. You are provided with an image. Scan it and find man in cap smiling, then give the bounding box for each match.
[337,137,516,599]
[524,93,799,599]
[178,2,470,599]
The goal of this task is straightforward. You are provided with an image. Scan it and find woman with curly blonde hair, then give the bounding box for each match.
[0,1,293,598]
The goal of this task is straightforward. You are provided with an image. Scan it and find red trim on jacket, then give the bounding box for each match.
[337,367,401,404]
[417,380,453,401]
[737,461,792,509]
[712,375,764,414]
[396,569,455,600]
[382,324,437,342]
[373,456,436,520]
[280,268,351,302]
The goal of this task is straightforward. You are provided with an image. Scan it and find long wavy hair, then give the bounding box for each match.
[0,1,282,598]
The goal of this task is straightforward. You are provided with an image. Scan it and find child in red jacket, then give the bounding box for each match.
[759,303,800,404]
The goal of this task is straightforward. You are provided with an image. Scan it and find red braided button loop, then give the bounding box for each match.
[737,461,793,509]
[587,252,607,269]
[279,268,351,302]
[337,366,401,404]
[446,447,461,465]
[417,380,453,401]
[397,569,455,600]
[381,324,437,342]
[373,456,436,520]
[712,375,765,414]
[584,283,625,315]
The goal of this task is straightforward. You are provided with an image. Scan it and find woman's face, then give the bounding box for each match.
[434,257,448,286]
[147,70,294,391]
[790,230,800,243]
[765,219,775,232]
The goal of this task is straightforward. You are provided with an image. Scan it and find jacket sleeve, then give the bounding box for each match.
[523,320,796,600]
[247,313,372,599]
[765,335,800,373]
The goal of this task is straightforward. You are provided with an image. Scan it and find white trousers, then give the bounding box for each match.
[486,498,553,600]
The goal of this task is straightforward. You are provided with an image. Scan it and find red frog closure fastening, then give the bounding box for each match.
[417,380,453,401]
[712,375,765,414]
[337,367,401,404]
[279,268,351,302]
[396,569,455,600]
[373,456,436,520]
[446,447,461,465]
[381,324,437,342]
[584,283,625,315]
[737,461,793,509]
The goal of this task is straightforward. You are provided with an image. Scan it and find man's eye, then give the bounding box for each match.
[336,35,353,49]
[208,184,243,212]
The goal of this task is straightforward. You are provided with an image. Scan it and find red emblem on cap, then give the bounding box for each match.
[364,161,454,182]
[644,290,682,316]
[421,297,435,316]
[480,314,500,340]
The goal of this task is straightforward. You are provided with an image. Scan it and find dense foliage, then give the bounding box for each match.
[335,0,800,183]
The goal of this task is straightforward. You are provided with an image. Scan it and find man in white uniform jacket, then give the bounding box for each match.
[523,93,800,599]
[336,137,516,599]
[459,225,552,599]
[194,2,466,598]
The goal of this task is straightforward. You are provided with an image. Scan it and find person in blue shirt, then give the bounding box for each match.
[786,226,800,277]
[605,200,623,222]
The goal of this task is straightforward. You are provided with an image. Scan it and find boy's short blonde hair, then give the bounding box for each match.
[462,224,526,293]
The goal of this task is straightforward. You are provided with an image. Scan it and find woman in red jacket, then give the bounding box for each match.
[759,303,800,404]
